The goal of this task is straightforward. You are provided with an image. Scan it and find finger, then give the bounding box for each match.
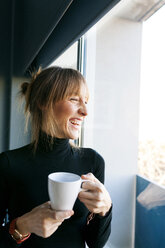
[79,191,104,201]
[49,223,61,233]
[79,197,103,209]
[82,181,103,192]
[49,220,63,227]
[44,221,63,238]
[40,222,62,238]
[34,201,51,210]
[51,210,74,220]
[81,173,101,184]
[41,201,51,208]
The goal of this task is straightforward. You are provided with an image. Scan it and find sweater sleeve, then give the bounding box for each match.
[83,150,112,248]
[0,152,21,248]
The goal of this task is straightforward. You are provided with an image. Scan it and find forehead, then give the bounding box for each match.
[66,80,89,99]
[72,84,89,99]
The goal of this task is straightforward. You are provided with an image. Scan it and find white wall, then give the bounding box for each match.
[84,16,142,248]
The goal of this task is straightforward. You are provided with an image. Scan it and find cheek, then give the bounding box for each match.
[54,103,74,121]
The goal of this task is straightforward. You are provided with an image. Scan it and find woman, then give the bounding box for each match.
[0,66,112,247]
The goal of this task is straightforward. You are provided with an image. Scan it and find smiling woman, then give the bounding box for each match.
[0,66,112,248]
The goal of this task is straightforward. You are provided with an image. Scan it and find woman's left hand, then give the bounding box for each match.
[78,173,112,216]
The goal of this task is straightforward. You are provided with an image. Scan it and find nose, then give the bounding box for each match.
[78,103,88,117]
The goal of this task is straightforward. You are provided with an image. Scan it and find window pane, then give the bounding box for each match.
[49,41,78,69]
[138,6,165,186]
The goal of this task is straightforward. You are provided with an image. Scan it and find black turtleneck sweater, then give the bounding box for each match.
[0,138,112,248]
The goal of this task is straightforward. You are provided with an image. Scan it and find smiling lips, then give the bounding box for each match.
[70,118,82,128]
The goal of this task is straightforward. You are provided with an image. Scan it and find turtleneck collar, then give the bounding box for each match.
[37,132,71,157]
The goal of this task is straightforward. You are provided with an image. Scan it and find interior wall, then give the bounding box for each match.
[84,16,142,248]
[9,77,31,150]
[0,76,31,152]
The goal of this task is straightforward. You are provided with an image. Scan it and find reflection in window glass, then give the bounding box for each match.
[138,6,165,186]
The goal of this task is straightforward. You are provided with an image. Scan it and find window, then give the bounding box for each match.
[49,41,78,69]
[138,6,165,186]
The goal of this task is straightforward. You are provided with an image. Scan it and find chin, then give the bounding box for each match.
[68,132,80,140]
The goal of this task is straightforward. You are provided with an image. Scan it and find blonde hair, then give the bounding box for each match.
[20,66,88,151]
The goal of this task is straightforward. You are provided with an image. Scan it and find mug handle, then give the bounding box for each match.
[80,179,90,192]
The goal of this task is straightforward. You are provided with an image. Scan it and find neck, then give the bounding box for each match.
[36,132,71,156]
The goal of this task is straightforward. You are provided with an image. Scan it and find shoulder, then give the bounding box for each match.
[84,148,105,183]
[0,145,33,182]
[72,147,105,182]
[79,147,105,165]
[0,144,32,165]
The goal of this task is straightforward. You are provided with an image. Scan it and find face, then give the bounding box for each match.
[53,84,88,139]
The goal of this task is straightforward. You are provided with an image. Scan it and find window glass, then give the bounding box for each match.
[138,6,165,186]
[49,41,78,69]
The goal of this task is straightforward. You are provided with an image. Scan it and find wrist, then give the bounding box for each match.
[9,218,31,244]
[16,216,30,236]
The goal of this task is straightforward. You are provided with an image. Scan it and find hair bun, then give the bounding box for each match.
[21,82,29,95]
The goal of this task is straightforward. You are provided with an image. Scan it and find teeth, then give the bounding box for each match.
[71,120,79,125]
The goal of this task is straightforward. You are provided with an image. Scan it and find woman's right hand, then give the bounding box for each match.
[15,201,74,238]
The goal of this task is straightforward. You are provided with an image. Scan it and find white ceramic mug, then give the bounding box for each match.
[48,172,87,211]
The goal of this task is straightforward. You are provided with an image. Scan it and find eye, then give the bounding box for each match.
[70,97,79,102]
